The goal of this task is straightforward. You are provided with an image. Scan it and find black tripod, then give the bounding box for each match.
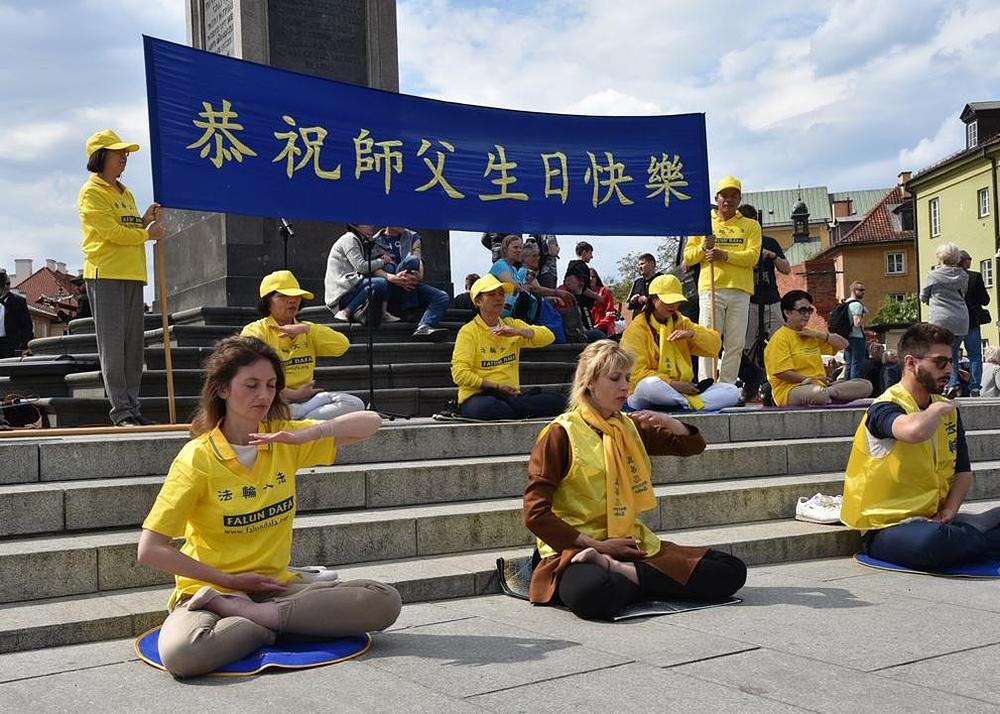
[353,226,411,420]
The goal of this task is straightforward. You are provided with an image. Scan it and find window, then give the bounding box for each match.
[929,197,941,237]
[885,251,906,275]
[979,187,991,218]
[967,120,978,148]
[983,258,995,289]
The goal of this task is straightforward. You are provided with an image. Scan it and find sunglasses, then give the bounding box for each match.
[920,356,954,369]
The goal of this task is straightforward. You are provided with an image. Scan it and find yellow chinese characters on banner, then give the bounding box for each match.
[184,99,693,211]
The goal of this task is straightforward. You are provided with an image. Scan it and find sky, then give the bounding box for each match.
[1,0,999,297]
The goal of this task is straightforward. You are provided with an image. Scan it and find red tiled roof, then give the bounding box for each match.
[14,268,79,317]
[830,186,914,248]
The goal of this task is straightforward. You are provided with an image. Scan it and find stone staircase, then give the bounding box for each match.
[2,306,577,424]
[3,401,999,654]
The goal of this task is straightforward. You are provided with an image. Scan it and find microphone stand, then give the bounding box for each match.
[279,218,295,269]
[358,229,410,420]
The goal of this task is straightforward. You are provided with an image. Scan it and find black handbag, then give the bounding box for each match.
[979,308,992,326]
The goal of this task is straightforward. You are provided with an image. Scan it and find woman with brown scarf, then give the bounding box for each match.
[522,340,746,620]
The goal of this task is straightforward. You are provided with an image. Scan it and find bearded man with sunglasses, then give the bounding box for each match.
[764,290,872,406]
[841,323,1000,569]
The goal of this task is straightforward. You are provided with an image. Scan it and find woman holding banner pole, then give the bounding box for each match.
[78,130,165,427]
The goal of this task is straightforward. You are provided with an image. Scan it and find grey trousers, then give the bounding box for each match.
[158,579,402,678]
[86,278,145,423]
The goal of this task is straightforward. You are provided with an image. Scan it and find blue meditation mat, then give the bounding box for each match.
[134,626,372,676]
[854,553,1000,578]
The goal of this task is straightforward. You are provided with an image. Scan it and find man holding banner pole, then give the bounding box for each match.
[683,176,761,384]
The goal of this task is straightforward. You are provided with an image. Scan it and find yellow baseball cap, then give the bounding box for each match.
[85,129,140,158]
[715,175,742,194]
[647,274,687,304]
[259,270,314,300]
[470,273,514,301]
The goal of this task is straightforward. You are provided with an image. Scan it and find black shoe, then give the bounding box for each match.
[134,413,158,426]
[971,390,981,397]
[114,417,142,427]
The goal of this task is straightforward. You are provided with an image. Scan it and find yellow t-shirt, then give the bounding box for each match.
[78,175,149,282]
[764,325,836,406]
[142,420,336,608]
[450,315,554,404]
[241,316,350,389]
[683,209,762,295]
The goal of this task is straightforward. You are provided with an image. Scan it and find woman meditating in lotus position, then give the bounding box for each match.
[137,336,400,678]
[522,340,747,621]
[621,274,741,411]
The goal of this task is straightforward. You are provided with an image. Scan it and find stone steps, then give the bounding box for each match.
[28,383,572,426]
[31,321,472,355]
[65,306,476,334]
[64,361,579,399]
[2,404,998,655]
[0,515,874,655]
[4,406,999,484]
[3,455,1000,605]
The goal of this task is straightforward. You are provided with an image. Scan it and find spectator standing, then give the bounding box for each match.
[842,281,869,380]
[625,253,661,318]
[920,242,969,398]
[959,250,990,396]
[982,346,1000,397]
[683,176,762,383]
[77,129,164,426]
[739,205,790,348]
[0,270,33,359]
[535,235,561,289]
[565,241,604,314]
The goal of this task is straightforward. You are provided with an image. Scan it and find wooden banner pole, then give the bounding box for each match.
[155,238,177,424]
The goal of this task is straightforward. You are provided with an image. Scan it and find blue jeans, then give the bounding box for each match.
[339,277,389,314]
[947,334,967,389]
[959,326,983,391]
[846,336,867,379]
[863,519,1000,570]
[459,391,567,420]
[385,257,449,328]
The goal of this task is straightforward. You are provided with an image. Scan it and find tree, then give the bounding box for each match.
[613,236,685,291]
[872,293,919,325]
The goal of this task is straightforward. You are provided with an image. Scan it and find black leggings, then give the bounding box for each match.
[556,549,747,621]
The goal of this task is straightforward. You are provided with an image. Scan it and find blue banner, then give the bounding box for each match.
[144,36,710,236]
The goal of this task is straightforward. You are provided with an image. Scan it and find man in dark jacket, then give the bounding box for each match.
[0,270,34,359]
[625,253,661,317]
[959,250,991,396]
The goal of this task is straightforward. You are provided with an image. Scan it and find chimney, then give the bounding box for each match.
[832,199,853,218]
[45,258,57,272]
[56,261,67,274]
[14,258,32,286]
[898,170,912,199]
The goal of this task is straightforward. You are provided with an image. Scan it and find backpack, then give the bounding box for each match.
[828,299,858,338]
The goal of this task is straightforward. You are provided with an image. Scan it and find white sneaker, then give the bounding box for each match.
[332,309,350,322]
[383,312,402,323]
[795,493,843,525]
[288,565,339,583]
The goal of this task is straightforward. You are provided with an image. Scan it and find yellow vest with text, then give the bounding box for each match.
[840,383,958,531]
[536,410,661,559]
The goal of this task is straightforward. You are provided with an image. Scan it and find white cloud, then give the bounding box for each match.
[898,115,966,170]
